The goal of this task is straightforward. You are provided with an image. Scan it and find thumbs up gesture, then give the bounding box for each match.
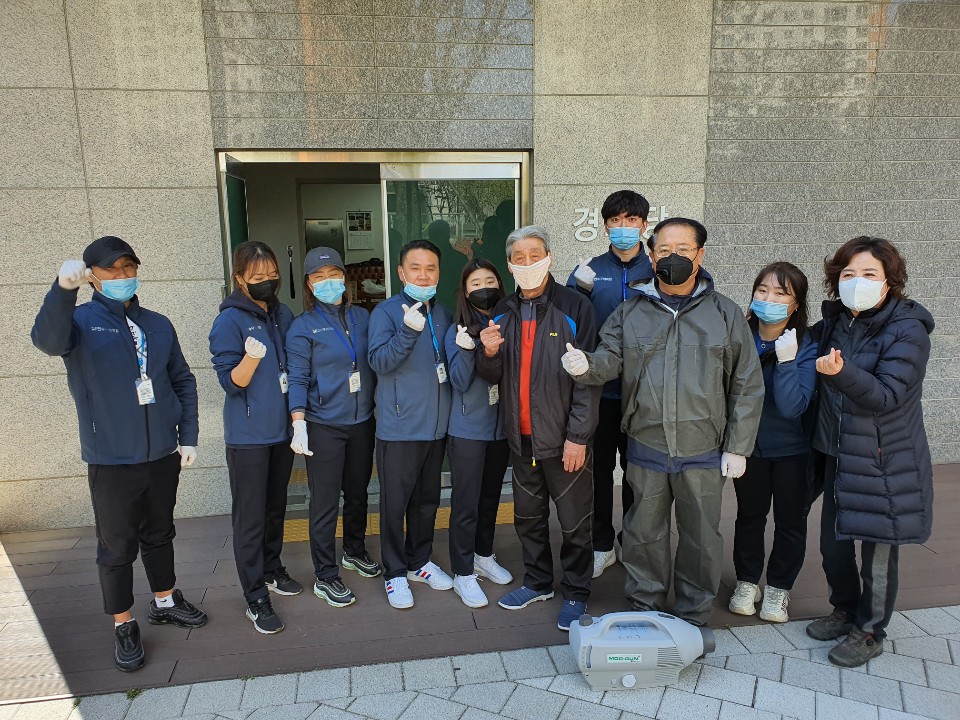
[479,319,504,357]
[561,342,589,377]
[455,324,476,350]
[573,257,596,291]
[816,347,844,376]
[401,302,425,332]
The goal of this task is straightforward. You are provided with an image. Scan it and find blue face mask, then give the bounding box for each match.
[750,298,790,324]
[609,226,641,250]
[311,278,345,305]
[99,277,140,303]
[404,282,437,303]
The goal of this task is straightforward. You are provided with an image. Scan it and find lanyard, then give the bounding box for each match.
[134,327,147,378]
[318,307,357,370]
[425,308,441,363]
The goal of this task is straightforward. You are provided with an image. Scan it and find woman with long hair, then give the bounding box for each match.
[209,241,301,635]
[729,262,817,624]
[444,258,514,607]
[805,237,934,668]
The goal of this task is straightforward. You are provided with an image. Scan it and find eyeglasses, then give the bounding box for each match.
[652,246,699,260]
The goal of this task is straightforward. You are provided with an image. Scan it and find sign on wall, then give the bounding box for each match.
[572,205,670,242]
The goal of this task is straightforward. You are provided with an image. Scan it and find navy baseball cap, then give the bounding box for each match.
[304,247,345,275]
[83,236,141,269]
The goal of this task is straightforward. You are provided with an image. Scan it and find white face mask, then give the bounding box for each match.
[508,256,551,291]
[839,277,887,312]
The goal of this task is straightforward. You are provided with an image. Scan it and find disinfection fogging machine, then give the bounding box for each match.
[569,611,715,691]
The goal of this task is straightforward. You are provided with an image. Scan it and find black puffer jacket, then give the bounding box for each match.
[476,275,601,460]
[812,297,935,544]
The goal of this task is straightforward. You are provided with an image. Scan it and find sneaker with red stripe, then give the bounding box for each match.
[385,576,414,609]
[407,561,453,591]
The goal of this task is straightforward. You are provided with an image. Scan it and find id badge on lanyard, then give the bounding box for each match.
[436,362,448,384]
[349,370,361,393]
[136,376,155,405]
[279,372,289,394]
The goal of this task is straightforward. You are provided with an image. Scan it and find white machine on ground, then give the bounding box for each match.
[569,611,715,691]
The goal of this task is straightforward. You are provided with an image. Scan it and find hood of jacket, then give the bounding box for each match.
[218,289,278,320]
[820,296,935,338]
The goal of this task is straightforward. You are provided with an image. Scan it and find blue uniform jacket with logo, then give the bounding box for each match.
[445,323,505,442]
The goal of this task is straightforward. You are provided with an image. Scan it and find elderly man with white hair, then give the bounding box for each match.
[476,225,601,631]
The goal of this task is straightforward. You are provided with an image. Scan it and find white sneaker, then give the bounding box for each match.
[759,585,790,623]
[592,548,616,579]
[385,576,414,609]
[407,561,454,590]
[474,553,513,585]
[728,580,761,616]
[453,574,488,608]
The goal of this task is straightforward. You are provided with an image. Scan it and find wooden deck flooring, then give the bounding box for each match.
[1,465,957,704]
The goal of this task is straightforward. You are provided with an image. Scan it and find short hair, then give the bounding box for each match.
[232,241,280,291]
[399,239,441,265]
[823,236,908,301]
[647,217,707,251]
[505,225,551,259]
[601,190,650,224]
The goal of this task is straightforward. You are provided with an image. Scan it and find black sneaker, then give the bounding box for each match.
[806,608,853,641]
[265,566,303,596]
[828,627,884,667]
[147,589,208,629]
[246,596,284,634]
[314,576,356,607]
[114,619,145,672]
[342,551,383,578]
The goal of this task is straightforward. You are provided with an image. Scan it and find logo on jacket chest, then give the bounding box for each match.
[89,326,120,333]
[311,327,332,334]
[247,324,264,332]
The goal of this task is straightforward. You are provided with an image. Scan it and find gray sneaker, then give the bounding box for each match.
[828,627,883,667]
[806,608,853,641]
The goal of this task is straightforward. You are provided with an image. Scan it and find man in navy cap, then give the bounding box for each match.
[31,236,207,672]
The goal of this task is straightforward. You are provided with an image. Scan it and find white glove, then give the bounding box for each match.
[573,258,596,291]
[245,336,267,359]
[456,325,476,350]
[721,452,747,479]
[179,446,197,468]
[401,302,425,332]
[58,260,91,290]
[561,342,589,377]
[290,419,313,456]
[361,279,385,296]
[775,328,798,363]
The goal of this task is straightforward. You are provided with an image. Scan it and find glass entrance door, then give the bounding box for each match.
[380,162,521,312]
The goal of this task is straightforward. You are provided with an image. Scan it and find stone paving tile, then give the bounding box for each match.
[306,707,366,720]
[451,681,517,713]
[877,710,931,720]
[127,686,191,720]
[0,707,16,720]
[346,691,416,720]
[941,605,960,622]
[730,624,796,654]
[656,687,721,720]
[547,645,577,675]
[901,608,960,636]
[619,714,657,720]
[395,693,466,720]
[899,682,958,720]
[214,710,254,720]
[924,658,960,692]
[500,684,568,720]
[297,668,350,702]
[892,636,952,664]
[324,698,356,710]
[246,704,318,720]
[814,692,879,720]
[558,697,622,720]
[781,656,841,695]
[504,647,559,679]
[351,663,404,695]
[839,668,903,711]
[865,652,927,686]
[14,699,75,720]
[402,657,456,690]
[450,652,507,685]
[695,665,757,706]
[68,693,130,720]
[546,673,603,703]
[669,662,702,692]
[517,677,554,689]
[774,620,837,651]
[421,687,457,699]
[718,702,780,720]
[711,628,751,657]
[884,612,928,640]
[176,714,218,719]
[241,674,298,710]
[600,686,664,716]
[725,652,784,682]
[183,679,245,715]
[460,709,506,720]
[753,678,816,720]
[698,655,728,667]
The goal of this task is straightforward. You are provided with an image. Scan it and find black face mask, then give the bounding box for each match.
[467,287,502,311]
[654,253,695,286]
[247,278,279,302]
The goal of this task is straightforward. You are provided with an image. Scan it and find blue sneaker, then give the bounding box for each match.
[498,585,555,610]
[557,600,587,631]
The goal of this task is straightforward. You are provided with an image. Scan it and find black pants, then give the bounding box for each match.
[377,439,445,580]
[226,442,295,604]
[733,453,810,590]
[447,436,510,576]
[593,398,631,552]
[305,419,375,580]
[511,446,593,602]
[818,451,900,641]
[87,452,180,615]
